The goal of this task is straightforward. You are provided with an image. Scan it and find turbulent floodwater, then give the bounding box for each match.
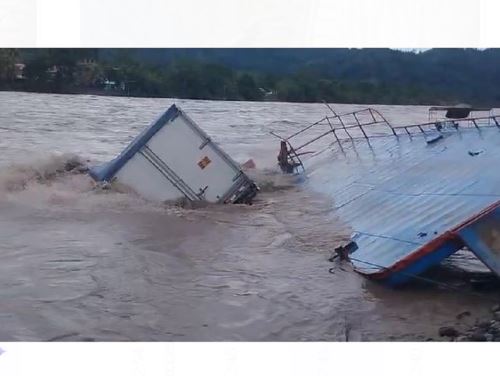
[0,91,497,341]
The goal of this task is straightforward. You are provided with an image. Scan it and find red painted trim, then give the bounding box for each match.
[365,199,500,280]
[452,200,500,231]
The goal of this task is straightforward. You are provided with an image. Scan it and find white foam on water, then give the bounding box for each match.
[0,92,496,341]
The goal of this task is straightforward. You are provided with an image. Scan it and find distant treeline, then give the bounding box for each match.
[1,48,500,105]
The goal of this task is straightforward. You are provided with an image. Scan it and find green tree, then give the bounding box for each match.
[0,49,18,82]
[276,78,303,102]
[237,73,262,101]
[75,61,103,87]
[23,50,51,91]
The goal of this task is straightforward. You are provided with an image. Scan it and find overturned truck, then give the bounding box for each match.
[274,105,500,286]
[90,104,258,204]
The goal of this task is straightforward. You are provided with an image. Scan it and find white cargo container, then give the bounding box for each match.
[89,104,258,204]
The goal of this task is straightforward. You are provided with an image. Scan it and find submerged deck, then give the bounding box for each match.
[301,125,500,285]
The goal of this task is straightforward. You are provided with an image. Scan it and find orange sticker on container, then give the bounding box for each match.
[198,156,211,169]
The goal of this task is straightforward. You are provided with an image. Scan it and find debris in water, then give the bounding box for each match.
[438,326,460,338]
[329,241,358,261]
[241,159,256,169]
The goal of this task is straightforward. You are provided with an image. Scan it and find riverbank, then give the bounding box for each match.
[0,86,450,107]
[435,302,500,341]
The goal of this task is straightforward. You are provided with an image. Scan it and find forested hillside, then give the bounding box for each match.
[1,48,499,105]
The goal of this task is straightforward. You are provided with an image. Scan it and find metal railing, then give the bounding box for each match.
[392,115,500,136]
[271,107,500,173]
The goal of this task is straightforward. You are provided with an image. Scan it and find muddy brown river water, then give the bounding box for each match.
[0,91,498,341]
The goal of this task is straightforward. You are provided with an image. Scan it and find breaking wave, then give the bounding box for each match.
[0,153,302,215]
[0,153,165,214]
[0,153,90,193]
[245,167,301,193]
